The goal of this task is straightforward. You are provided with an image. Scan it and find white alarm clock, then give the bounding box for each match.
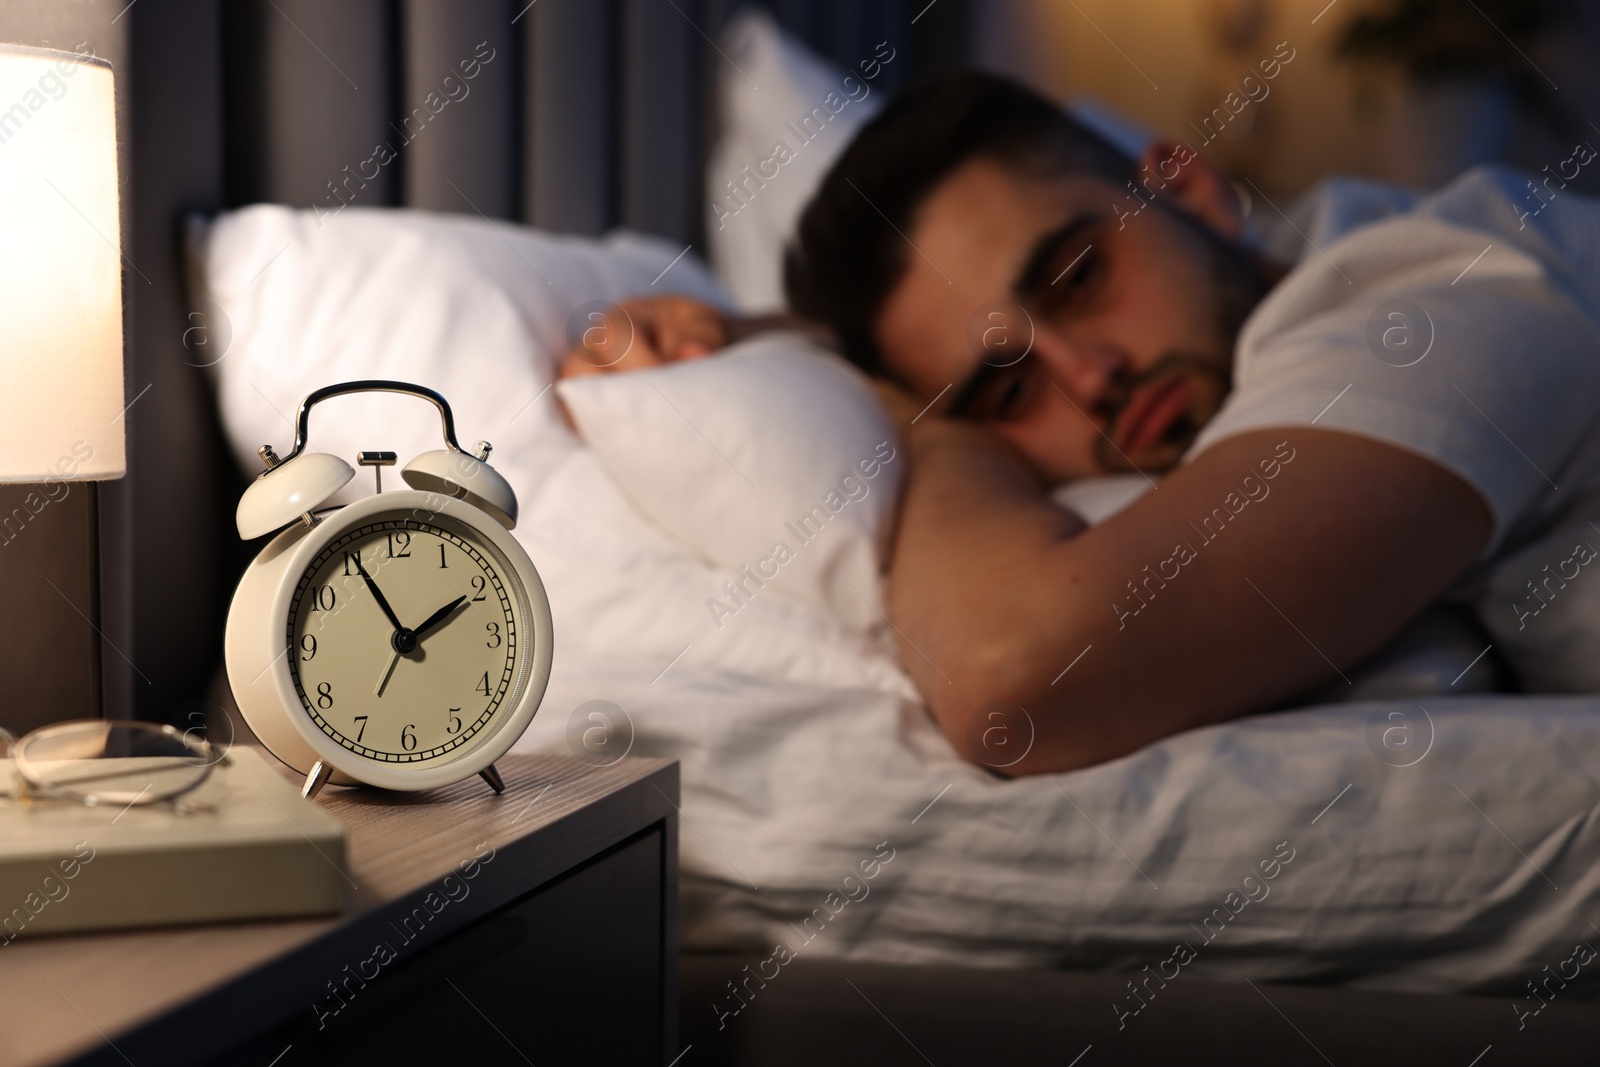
[225,381,553,799]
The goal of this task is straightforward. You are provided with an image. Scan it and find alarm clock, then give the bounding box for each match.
[225,380,553,799]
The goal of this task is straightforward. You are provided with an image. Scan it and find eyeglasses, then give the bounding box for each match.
[0,719,225,809]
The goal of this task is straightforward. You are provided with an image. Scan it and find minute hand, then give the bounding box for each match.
[412,596,467,641]
[355,557,406,634]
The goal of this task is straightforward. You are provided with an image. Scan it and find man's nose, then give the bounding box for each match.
[1034,327,1125,409]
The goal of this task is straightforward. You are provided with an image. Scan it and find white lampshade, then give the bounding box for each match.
[0,45,125,483]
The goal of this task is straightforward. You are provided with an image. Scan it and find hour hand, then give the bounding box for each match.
[355,556,405,633]
[413,596,467,641]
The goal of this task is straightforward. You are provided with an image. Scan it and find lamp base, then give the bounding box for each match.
[0,481,102,732]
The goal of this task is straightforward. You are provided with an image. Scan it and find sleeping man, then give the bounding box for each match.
[559,72,1600,776]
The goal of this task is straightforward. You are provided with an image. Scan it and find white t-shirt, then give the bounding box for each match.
[1191,165,1600,691]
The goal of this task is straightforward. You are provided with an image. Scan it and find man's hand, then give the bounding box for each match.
[558,296,728,380]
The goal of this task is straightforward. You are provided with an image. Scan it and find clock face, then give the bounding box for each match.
[286,513,529,766]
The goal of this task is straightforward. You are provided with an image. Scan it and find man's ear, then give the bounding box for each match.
[1138,140,1245,240]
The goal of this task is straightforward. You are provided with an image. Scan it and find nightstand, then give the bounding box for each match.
[0,752,680,1067]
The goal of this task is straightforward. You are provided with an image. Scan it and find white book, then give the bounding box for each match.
[0,747,347,937]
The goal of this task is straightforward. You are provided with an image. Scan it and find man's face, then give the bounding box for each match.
[875,157,1265,483]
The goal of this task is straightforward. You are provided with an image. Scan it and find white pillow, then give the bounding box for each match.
[705,11,890,312]
[556,332,903,632]
[1052,472,1153,525]
[195,204,729,502]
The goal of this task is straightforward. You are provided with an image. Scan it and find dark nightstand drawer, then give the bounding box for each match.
[203,823,669,1065]
[22,757,679,1067]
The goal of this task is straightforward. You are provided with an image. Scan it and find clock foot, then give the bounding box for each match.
[479,763,505,794]
[302,760,335,800]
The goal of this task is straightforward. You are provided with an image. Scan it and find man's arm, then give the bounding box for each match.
[889,420,1492,775]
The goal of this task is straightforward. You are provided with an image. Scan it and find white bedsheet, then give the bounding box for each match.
[519,656,1600,994]
[510,447,1600,996]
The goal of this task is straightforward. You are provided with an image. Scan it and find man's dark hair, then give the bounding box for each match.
[783,71,1135,376]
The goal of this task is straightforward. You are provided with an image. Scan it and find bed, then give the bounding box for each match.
[49,0,1600,1061]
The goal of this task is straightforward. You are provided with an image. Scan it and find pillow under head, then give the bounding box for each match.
[556,332,903,632]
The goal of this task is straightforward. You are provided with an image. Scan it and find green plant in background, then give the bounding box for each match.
[1335,0,1568,126]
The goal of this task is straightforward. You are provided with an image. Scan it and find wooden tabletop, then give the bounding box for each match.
[0,750,678,1067]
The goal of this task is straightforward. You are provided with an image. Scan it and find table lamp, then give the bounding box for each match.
[0,44,127,718]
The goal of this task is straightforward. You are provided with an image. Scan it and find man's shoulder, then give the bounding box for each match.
[1250,174,1422,262]
[1419,161,1600,231]
[1245,163,1600,355]
[1258,163,1600,278]
[1204,162,1600,563]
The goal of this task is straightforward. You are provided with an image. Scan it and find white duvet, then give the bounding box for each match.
[201,205,1600,998]
[512,445,1600,998]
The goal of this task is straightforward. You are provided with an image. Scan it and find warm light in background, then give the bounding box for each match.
[0,44,125,483]
[976,0,1594,197]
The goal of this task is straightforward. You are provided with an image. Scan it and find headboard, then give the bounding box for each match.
[5,0,973,726]
[220,0,969,242]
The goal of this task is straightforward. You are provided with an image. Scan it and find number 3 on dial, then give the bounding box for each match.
[287,516,522,766]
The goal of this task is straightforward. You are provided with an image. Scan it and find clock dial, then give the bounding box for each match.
[286,514,528,764]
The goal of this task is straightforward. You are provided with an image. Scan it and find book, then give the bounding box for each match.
[0,747,347,937]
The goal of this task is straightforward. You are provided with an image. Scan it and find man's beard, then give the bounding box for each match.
[1090,352,1232,474]
[1091,211,1273,475]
